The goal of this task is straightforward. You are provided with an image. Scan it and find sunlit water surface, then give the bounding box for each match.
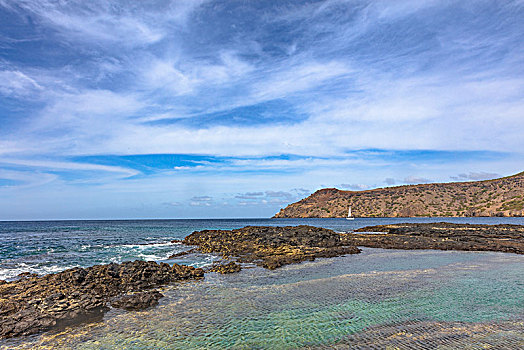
[2,249,523,349]
[1,218,523,348]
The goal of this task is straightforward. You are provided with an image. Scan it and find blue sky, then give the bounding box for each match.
[0,0,523,220]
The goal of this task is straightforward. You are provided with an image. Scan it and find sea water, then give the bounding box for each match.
[1,218,523,349]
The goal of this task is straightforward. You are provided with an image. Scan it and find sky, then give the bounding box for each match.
[0,0,523,220]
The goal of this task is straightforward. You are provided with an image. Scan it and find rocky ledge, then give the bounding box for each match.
[351,222,524,254]
[208,262,242,274]
[0,260,203,339]
[183,225,361,270]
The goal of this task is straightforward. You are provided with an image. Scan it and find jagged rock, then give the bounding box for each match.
[0,260,204,339]
[168,248,196,259]
[209,262,242,274]
[184,225,361,270]
[351,223,524,254]
[111,291,164,311]
[17,272,38,279]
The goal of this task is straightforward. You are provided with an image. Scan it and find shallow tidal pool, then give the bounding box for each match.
[2,248,523,349]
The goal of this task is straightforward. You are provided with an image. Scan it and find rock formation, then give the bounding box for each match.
[183,225,361,270]
[208,262,242,274]
[350,222,524,254]
[0,260,203,338]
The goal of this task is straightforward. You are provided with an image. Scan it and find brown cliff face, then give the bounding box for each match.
[274,172,524,218]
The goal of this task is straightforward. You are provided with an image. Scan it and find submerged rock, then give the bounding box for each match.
[0,260,204,339]
[184,225,361,270]
[351,222,524,254]
[110,290,164,311]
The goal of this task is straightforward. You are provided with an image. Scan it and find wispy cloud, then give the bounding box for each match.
[0,0,523,219]
[450,172,500,181]
[0,70,42,96]
[404,176,433,184]
[384,178,396,185]
[340,183,369,190]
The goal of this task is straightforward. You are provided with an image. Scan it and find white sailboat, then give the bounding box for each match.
[346,206,354,220]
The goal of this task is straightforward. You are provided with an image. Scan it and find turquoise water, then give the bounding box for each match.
[2,248,522,349]
[1,218,523,348]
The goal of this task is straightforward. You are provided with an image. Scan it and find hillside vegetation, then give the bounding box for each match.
[274,172,524,218]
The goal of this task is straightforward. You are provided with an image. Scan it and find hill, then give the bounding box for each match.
[274,172,524,218]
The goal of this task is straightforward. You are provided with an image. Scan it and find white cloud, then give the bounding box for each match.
[404,176,432,184]
[0,70,42,96]
[0,168,57,188]
[450,172,500,181]
[5,0,207,47]
[340,183,369,190]
[142,51,253,97]
[0,158,138,177]
[251,61,351,101]
[1,0,523,219]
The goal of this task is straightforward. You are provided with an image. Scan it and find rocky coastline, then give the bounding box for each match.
[183,225,361,270]
[351,222,524,254]
[0,260,203,339]
[2,223,523,340]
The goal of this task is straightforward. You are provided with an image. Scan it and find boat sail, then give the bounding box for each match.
[346,206,354,220]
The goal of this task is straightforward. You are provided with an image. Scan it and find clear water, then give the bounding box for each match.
[1,218,523,349]
[2,249,523,349]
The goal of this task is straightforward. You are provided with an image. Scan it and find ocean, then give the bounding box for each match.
[1,217,523,349]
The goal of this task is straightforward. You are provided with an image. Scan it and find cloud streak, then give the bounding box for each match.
[0,0,523,219]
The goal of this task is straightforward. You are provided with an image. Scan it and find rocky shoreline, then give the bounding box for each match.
[183,225,361,270]
[0,260,203,339]
[182,223,524,271]
[2,222,522,340]
[351,222,524,254]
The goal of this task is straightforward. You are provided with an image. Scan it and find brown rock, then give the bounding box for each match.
[209,262,242,274]
[110,291,164,311]
[0,260,204,339]
[184,225,361,270]
[351,222,524,254]
[168,248,196,259]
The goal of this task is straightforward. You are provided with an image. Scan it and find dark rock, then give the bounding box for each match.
[209,262,242,274]
[17,272,38,279]
[351,223,524,254]
[184,225,361,270]
[111,291,164,311]
[0,260,204,339]
[168,248,196,259]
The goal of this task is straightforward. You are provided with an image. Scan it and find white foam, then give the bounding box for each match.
[0,263,79,281]
[117,241,182,249]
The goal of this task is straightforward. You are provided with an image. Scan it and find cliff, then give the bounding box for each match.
[274,171,524,218]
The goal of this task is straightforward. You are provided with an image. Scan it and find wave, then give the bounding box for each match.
[0,263,79,281]
[0,241,213,281]
[120,241,182,249]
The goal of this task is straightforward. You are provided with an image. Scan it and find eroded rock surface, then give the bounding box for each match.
[351,222,524,254]
[0,260,203,338]
[208,262,242,274]
[110,290,164,311]
[183,225,361,270]
[168,248,197,259]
